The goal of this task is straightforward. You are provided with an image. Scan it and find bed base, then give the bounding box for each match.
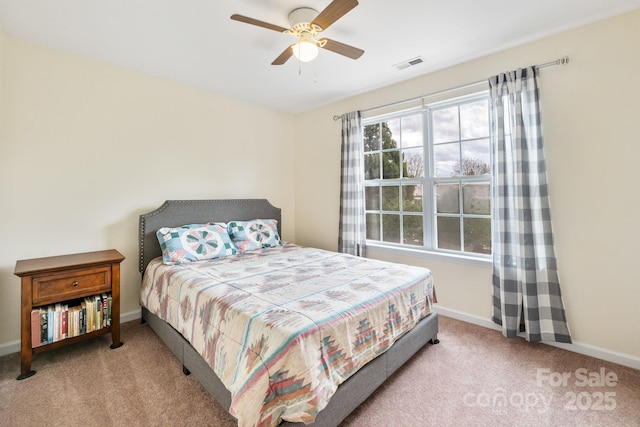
[142,307,438,427]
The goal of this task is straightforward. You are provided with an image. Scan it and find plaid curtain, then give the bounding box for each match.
[338,111,366,256]
[489,67,571,343]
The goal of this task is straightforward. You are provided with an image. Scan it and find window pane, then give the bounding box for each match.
[432,106,459,144]
[382,121,399,150]
[463,183,490,215]
[382,214,400,243]
[403,215,423,246]
[436,183,459,213]
[460,100,489,140]
[386,118,400,147]
[401,114,423,148]
[464,218,491,254]
[403,185,423,212]
[461,138,491,176]
[402,148,424,178]
[437,216,460,251]
[365,186,380,211]
[434,142,460,177]
[366,213,380,240]
[364,153,380,180]
[363,124,380,152]
[382,151,401,179]
[381,186,399,211]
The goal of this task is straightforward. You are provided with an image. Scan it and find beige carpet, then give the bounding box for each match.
[1,315,638,426]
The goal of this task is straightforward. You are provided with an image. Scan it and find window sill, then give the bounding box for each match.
[365,242,493,269]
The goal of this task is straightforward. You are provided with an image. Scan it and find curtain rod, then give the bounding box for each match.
[333,55,569,121]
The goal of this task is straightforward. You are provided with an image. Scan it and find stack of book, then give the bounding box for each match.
[30,293,113,347]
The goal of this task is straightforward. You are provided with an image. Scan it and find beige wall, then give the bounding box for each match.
[294,10,640,359]
[0,35,296,346]
[1,10,639,362]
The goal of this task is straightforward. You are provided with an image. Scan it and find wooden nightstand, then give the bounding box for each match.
[14,249,125,380]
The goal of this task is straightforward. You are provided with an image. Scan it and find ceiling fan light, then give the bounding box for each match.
[292,40,319,62]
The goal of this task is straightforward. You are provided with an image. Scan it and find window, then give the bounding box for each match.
[363,92,492,258]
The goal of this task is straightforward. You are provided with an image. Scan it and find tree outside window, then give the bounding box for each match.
[363,93,491,257]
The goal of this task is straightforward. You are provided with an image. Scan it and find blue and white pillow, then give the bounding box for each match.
[227,219,283,252]
[156,223,237,264]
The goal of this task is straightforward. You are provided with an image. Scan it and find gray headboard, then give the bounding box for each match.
[138,199,282,273]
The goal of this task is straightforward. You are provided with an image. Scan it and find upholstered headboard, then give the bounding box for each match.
[138,199,282,273]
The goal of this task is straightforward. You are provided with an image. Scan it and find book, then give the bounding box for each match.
[95,294,101,330]
[102,293,108,328]
[31,309,40,348]
[80,300,86,335]
[107,294,112,326]
[88,297,94,332]
[84,298,93,333]
[71,307,79,337]
[71,306,77,338]
[47,306,54,343]
[54,303,62,342]
[66,307,74,338]
[40,309,48,345]
[61,305,68,340]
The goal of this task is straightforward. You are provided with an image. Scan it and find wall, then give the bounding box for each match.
[294,10,640,361]
[1,10,639,365]
[0,35,296,348]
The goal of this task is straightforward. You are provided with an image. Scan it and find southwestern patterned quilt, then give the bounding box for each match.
[140,244,434,427]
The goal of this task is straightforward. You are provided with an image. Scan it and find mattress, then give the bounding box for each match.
[140,244,434,427]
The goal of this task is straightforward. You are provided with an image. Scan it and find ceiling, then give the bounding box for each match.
[1,1,639,113]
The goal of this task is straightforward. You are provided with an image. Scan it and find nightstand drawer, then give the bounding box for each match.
[32,266,112,305]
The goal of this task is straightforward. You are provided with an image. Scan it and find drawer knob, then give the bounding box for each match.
[71,281,79,287]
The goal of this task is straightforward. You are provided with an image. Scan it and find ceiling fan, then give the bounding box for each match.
[231,0,365,65]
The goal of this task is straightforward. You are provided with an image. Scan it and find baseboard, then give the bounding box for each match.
[121,308,142,324]
[434,305,640,371]
[0,339,19,358]
[4,306,638,371]
[0,309,142,358]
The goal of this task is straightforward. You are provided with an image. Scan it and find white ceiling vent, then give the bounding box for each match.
[393,56,425,70]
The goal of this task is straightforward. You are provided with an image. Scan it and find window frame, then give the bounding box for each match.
[362,91,492,264]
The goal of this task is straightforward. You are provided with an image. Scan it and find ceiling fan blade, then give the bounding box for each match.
[320,38,364,60]
[312,0,359,31]
[272,46,294,65]
[230,14,289,33]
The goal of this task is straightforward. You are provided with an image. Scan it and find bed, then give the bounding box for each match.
[138,199,439,427]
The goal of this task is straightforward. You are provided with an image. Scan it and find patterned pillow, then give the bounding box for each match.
[156,223,237,265]
[227,219,283,252]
